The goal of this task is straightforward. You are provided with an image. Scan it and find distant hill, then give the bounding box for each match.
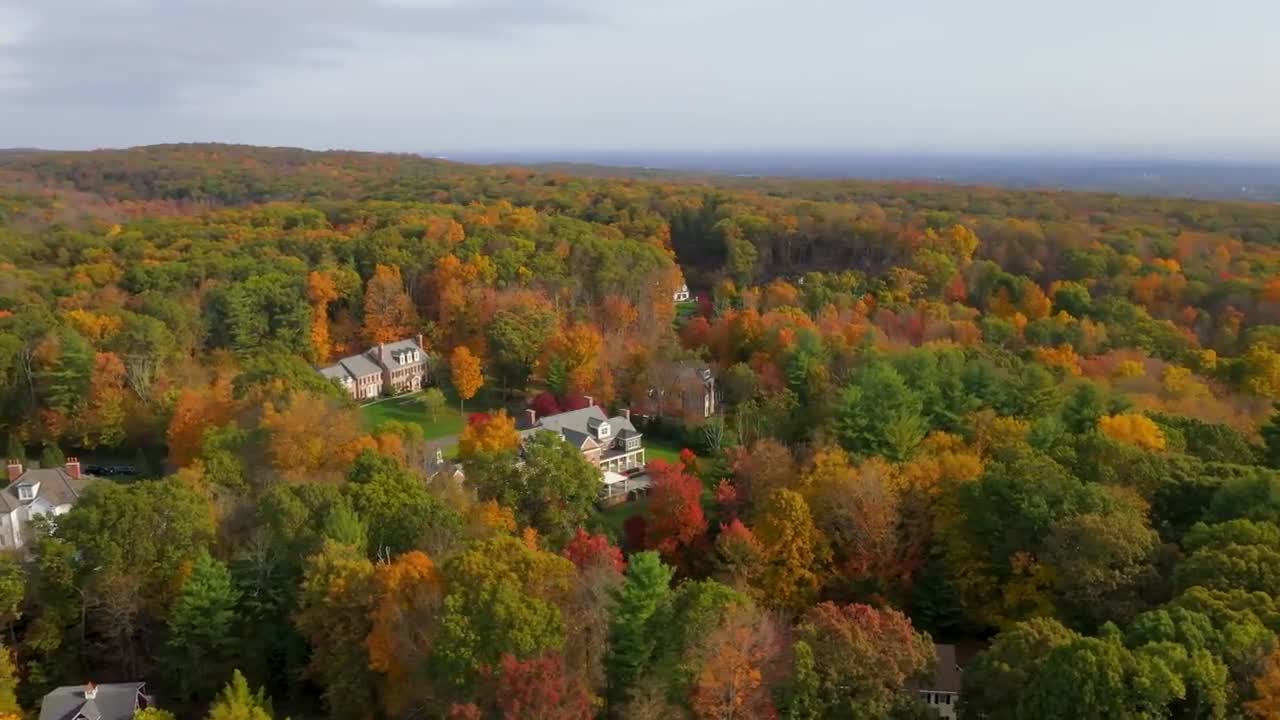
[441,150,1280,203]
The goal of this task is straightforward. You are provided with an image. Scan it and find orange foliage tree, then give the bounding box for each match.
[459,410,518,459]
[450,346,483,412]
[363,264,418,345]
[366,551,443,717]
[307,270,339,362]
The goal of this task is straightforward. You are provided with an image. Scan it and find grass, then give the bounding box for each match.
[360,385,504,440]
[644,438,685,464]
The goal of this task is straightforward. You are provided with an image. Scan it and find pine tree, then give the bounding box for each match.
[166,551,242,701]
[606,551,674,706]
[38,443,63,469]
[1263,402,1280,469]
[206,670,274,720]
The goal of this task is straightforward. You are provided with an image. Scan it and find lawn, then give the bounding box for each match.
[360,386,505,440]
[644,438,686,464]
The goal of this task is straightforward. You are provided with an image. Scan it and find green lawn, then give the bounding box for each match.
[361,386,504,439]
[645,438,685,464]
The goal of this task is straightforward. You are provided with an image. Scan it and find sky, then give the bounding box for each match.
[0,0,1278,160]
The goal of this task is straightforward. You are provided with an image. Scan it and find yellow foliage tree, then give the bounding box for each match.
[1242,343,1280,400]
[1032,344,1082,376]
[449,346,483,412]
[458,410,518,459]
[363,264,418,345]
[1098,413,1166,451]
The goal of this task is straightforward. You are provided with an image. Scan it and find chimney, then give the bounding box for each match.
[525,408,537,427]
[583,395,594,407]
[84,682,97,700]
[5,460,21,483]
[621,408,631,421]
[65,457,81,480]
[416,334,424,350]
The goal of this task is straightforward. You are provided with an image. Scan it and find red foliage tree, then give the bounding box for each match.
[530,391,561,419]
[715,479,739,522]
[494,653,595,720]
[645,459,708,568]
[562,528,625,573]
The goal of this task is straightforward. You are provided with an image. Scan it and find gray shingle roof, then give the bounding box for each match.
[518,406,639,447]
[0,467,97,513]
[379,338,426,368]
[318,364,353,382]
[39,683,146,720]
[338,353,382,379]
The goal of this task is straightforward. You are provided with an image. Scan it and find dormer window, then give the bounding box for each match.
[17,484,35,501]
[597,421,611,439]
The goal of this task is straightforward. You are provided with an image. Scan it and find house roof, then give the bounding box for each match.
[338,353,382,379]
[0,466,97,513]
[39,683,145,720]
[379,338,426,368]
[926,644,963,694]
[318,364,353,382]
[518,406,639,445]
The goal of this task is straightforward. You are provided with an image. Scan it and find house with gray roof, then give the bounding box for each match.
[2,458,98,551]
[319,335,428,401]
[39,681,151,720]
[518,402,646,477]
[914,643,964,719]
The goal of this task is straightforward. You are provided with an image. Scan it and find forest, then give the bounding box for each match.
[0,143,1279,719]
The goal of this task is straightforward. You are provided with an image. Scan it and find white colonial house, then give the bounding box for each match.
[673,283,691,302]
[1,458,98,551]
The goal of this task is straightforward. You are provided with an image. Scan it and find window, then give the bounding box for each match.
[17,486,33,501]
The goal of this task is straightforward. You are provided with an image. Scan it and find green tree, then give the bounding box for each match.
[344,450,461,556]
[779,640,821,720]
[38,443,64,469]
[166,551,242,701]
[0,644,19,715]
[1263,403,1280,469]
[434,536,576,698]
[959,618,1079,720]
[3,435,22,463]
[206,669,274,720]
[487,306,557,395]
[834,362,926,461]
[606,551,674,707]
[294,542,376,720]
[514,432,608,546]
[1020,633,1183,720]
[134,709,177,720]
[1044,509,1158,628]
[421,387,446,424]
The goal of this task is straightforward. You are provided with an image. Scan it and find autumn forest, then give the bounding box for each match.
[1,144,1280,719]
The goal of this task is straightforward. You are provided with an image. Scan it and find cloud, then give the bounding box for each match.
[0,0,596,108]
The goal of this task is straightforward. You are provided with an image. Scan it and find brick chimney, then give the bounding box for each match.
[5,460,21,483]
[525,408,537,427]
[65,457,81,480]
[84,681,97,700]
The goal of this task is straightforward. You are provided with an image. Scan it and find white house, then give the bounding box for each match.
[1,458,98,551]
[673,283,691,302]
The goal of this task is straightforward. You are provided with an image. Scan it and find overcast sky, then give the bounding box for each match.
[1,0,1278,159]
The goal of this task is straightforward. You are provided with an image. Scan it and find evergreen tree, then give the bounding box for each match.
[1263,402,1280,469]
[166,551,242,701]
[206,670,274,720]
[606,551,674,707]
[38,443,63,469]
